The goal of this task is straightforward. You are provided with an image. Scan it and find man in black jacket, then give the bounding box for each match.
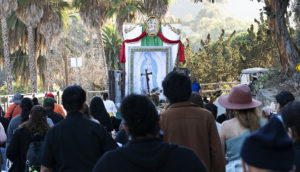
[43,97,64,124]
[41,85,118,172]
[93,94,206,172]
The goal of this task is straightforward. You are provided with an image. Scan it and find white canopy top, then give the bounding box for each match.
[241,68,268,74]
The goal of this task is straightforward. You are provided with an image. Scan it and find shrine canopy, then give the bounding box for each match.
[121,17,183,65]
[121,17,183,96]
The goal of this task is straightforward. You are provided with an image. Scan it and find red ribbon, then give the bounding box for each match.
[120,31,147,63]
[158,32,185,62]
[120,31,185,63]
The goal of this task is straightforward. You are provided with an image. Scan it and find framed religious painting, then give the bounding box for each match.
[145,16,160,36]
[126,46,173,96]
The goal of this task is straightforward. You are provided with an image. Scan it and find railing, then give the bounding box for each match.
[201,82,240,95]
[0,92,60,112]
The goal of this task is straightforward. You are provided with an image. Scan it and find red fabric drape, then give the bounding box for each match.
[120,31,185,63]
[120,31,147,63]
[158,32,185,62]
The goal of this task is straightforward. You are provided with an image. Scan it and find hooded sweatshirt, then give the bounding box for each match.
[92,138,206,172]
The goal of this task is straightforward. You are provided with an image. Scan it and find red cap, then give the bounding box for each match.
[46,93,55,99]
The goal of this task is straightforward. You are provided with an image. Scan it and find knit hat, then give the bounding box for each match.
[43,97,56,108]
[45,93,55,99]
[240,117,294,171]
[10,93,23,104]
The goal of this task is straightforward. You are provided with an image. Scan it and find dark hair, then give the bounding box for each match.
[20,98,33,122]
[205,103,218,119]
[216,113,227,123]
[121,94,159,139]
[282,101,300,137]
[62,85,86,112]
[103,93,108,101]
[190,93,204,108]
[90,96,113,132]
[275,91,295,109]
[32,97,39,105]
[20,105,50,136]
[162,71,192,104]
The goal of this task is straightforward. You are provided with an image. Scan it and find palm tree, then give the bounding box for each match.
[15,0,45,93]
[39,1,68,92]
[143,0,170,18]
[6,11,47,90]
[104,0,144,37]
[102,23,123,70]
[0,0,17,94]
[73,0,109,89]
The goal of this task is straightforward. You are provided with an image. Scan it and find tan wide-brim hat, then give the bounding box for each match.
[218,84,261,110]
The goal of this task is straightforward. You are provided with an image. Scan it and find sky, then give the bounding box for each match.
[167,0,264,23]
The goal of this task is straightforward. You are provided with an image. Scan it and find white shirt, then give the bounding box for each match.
[103,100,117,116]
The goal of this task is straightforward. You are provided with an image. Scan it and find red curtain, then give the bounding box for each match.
[120,31,185,63]
[158,32,185,62]
[120,31,147,63]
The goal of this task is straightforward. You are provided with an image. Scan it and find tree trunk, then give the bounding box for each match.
[45,35,53,92]
[1,17,13,95]
[265,0,300,75]
[62,51,69,88]
[96,28,109,90]
[90,31,94,58]
[28,25,38,93]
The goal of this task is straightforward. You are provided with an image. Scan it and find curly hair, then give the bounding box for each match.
[19,105,50,136]
[121,94,159,139]
[162,71,192,104]
[20,98,34,122]
[90,96,113,132]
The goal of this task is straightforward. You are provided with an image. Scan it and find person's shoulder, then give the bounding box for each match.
[170,145,205,165]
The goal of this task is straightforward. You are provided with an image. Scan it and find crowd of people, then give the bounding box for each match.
[0,71,298,172]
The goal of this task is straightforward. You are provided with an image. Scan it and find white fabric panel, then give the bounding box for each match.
[123,24,182,95]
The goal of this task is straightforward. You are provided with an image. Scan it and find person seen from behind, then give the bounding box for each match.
[160,71,225,172]
[6,98,33,148]
[45,93,66,118]
[93,94,207,172]
[282,101,300,171]
[218,84,265,171]
[6,105,50,172]
[275,91,295,117]
[240,117,294,172]
[90,96,114,134]
[4,93,22,120]
[43,97,64,124]
[205,103,221,131]
[102,93,117,117]
[41,85,117,172]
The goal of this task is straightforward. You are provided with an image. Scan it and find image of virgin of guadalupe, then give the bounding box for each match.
[140,52,158,94]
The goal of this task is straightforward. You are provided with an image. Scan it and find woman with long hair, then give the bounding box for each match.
[6,105,50,172]
[218,85,264,172]
[90,96,113,133]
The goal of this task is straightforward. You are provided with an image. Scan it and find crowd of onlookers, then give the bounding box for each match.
[0,71,298,172]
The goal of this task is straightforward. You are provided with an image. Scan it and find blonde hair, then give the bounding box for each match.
[232,108,260,132]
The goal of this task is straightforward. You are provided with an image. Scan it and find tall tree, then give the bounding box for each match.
[0,0,17,94]
[15,0,45,93]
[262,0,300,76]
[73,0,109,89]
[39,1,67,92]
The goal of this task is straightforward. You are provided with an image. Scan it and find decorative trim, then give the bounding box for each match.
[128,46,172,94]
[124,25,138,34]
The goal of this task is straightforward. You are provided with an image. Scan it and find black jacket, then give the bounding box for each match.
[295,140,300,172]
[93,138,206,172]
[46,110,64,124]
[6,127,33,172]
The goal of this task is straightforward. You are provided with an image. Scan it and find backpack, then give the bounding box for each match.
[25,140,43,172]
